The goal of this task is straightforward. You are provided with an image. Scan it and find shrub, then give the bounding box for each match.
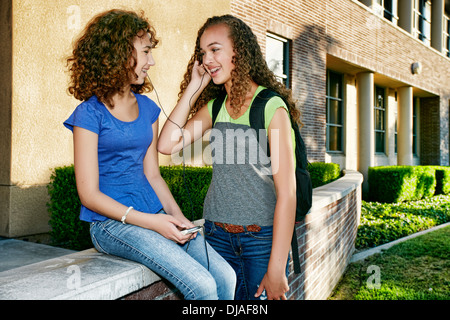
[47,166,90,250]
[47,163,338,250]
[368,166,436,203]
[355,196,450,249]
[434,166,450,195]
[308,162,341,188]
[159,166,212,221]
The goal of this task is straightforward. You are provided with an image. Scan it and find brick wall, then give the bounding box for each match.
[124,279,182,300]
[420,97,441,165]
[287,184,361,300]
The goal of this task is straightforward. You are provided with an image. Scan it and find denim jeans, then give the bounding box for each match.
[203,220,289,300]
[90,218,236,300]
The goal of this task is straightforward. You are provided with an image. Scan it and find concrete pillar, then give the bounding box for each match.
[357,72,374,196]
[431,0,444,52]
[398,0,413,33]
[397,86,413,165]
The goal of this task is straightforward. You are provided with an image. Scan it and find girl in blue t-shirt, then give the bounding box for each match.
[64,9,235,300]
[158,15,299,300]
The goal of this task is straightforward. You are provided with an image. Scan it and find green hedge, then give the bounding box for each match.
[159,166,212,222]
[47,163,340,250]
[434,166,450,195]
[368,166,438,203]
[307,162,341,188]
[47,166,91,250]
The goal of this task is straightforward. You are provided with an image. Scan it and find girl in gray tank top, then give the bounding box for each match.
[158,14,300,300]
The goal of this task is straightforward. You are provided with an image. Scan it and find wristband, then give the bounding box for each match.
[121,206,134,224]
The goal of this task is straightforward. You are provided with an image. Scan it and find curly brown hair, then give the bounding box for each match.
[66,9,158,107]
[178,14,300,124]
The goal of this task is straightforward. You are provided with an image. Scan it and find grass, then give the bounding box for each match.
[329,225,450,300]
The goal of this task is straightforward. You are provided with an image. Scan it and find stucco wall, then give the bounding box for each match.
[2,0,230,237]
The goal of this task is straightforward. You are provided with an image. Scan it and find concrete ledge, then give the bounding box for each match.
[0,239,74,272]
[311,170,364,210]
[0,248,161,300]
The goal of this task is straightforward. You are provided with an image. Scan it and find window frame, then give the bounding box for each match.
[412,98,418,155]
[444,14,450,58]
[265,32,291,88]
[326,70,344,153]
[374,86,387,154]
[413,0,432,46]
[374,0,398,22]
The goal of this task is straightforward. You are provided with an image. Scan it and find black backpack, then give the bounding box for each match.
[212,88,312,274]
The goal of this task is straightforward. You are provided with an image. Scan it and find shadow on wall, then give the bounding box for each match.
[293,25,341,163]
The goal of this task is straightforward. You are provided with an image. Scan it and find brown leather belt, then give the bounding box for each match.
[214,222,261,233]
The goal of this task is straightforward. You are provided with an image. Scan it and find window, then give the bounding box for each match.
[361,0,398,22]
[374,0,398,22]
[394,111,398,153]
[326,71,344,152]
[374,86,386,153]
[444,14,450,58]
[266,33,290,87]
[413,0,432,46]
[413,98,418,155]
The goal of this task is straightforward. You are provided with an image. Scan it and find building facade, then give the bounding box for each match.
[231,0,450,196]
[1,0,449,237]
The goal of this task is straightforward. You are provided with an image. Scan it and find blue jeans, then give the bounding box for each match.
[90,218,236,300]
[203,220,289,300]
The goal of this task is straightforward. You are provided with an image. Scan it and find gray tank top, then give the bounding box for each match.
[202,120,277,226]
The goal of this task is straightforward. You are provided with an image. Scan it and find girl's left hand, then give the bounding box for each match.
[255,270,289,300]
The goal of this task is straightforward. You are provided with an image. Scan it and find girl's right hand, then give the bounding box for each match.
[150,213,193,244]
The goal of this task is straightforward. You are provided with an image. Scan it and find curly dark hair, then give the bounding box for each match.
[66,9,158,107]
[178,14,300,124]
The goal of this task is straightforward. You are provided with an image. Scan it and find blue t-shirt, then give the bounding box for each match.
[64,93,163,222]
